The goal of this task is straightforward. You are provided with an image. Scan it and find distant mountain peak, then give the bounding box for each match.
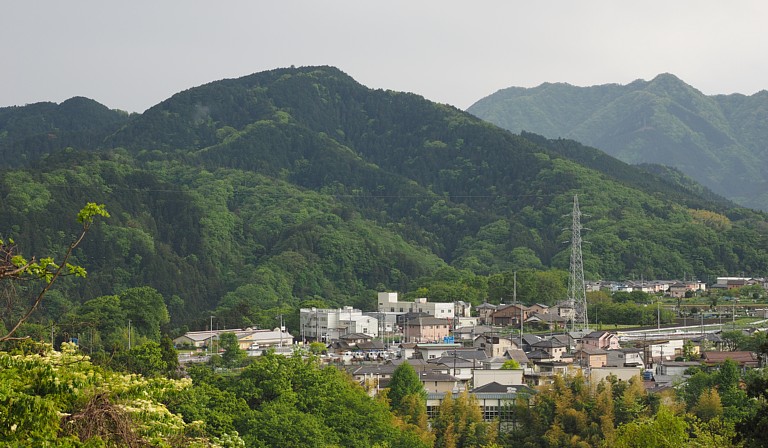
[468,75,768,210]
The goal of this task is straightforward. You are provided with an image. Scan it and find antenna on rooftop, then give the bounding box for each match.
[568,195,589,331]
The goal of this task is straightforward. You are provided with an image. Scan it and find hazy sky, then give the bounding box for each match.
[3,1,766,113]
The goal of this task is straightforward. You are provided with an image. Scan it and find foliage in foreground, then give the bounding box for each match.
[0,342,235,447]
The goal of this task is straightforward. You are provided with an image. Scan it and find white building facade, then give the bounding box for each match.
[299,306,379,341]
[377,292,455,319]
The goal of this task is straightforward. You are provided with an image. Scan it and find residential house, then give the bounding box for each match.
[490,303,529,326]
[701,351,760,369]
[657,361,701,377]
[453,325,494,344]
[551,301,575,320]
[397,342,418,359]
[526,361,576,386]
[339,332,372,346]
[530,338,567,361]
[413,343,461,360]
[476,302,498,324]
[455,301,472,318]
[473,334,518,357]
[482,349,530,370]
[572,347,608,368]
[526,349,555,364]
[404,317,452,343]
[581,330,620,350]
[511,334,543,352]
[526,312,568,331]
[528,303,550,315]
[606,348,645,369]
[550,333,575,352]
[428,355,476,382]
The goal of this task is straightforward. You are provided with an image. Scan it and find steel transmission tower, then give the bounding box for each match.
[568,195,589,331]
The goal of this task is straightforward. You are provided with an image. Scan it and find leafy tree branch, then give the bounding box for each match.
[0,202,109,342]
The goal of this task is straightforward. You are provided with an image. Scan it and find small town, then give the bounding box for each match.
[174,279,768,426]
[4,4,768,445]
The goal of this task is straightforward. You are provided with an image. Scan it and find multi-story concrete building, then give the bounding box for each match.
[299,306,378,342]
[377,292,456,319]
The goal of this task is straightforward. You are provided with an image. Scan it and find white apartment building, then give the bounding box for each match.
[299,306,379,342]
[377,292,455,319]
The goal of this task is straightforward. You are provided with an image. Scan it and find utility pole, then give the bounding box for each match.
[128,320,132,350]
[516,272,523,338]
[209,315,214,355]
[277,314,284,347]
[657,297,661,331]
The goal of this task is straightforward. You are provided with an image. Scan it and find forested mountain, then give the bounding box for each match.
[0,97,131,166]
[468,74,768,210]
[2,66,768,333]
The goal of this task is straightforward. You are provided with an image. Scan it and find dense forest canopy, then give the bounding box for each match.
[1,66,768,334]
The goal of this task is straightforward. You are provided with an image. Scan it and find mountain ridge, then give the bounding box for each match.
[1,66,767,330]
[468,74,768,210]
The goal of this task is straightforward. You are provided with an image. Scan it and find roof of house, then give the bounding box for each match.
[419,371,458,382]
[388,358,441,371]
[340,332,372,341]
[526,349,554,360]
[238,329,294,342]
[549,334,573,346]
[443,349,490,360]
[174,332,215,343]
[429,357,476,368]
[691,333,723,343]
[476,302,498,310]
[405,316,453,326]
[532,338,566,349]
[356,340,386,351]
[527,312,569,323]
[472,382,518,393]
[453,325,494,335]
[504,349,530,365]
[574,346,608,355]
[701,351,759,366]
[584,330,616,339]
[348,364,397,376]
[329,341,352,350]
[494,303,529,313]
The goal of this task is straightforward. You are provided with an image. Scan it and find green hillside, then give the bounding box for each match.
[0,97,131,166]
[468,74,768,210]
[2,66,768,333]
